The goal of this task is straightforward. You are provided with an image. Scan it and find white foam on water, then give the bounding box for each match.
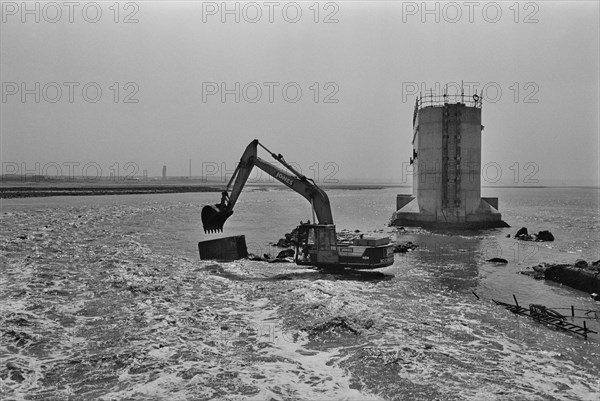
[2,195,599,400]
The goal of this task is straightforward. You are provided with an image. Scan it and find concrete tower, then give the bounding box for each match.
[391,93,508,229]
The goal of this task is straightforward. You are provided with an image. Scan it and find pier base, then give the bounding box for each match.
[390,196,509,229]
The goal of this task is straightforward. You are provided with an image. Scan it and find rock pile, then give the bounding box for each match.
[247,252,295,263]
[515,227,554,242]
[305,316,375,339]
[486,257,508,264]
[274,227,299,248]
[522,260,600,294]
[393,242,418,253]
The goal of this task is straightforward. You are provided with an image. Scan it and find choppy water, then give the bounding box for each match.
[1,187,599,400]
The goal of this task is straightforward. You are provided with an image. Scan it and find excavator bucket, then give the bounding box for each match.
[201,205,233,233]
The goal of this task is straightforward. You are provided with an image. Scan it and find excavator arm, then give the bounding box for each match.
[201,139,334,233]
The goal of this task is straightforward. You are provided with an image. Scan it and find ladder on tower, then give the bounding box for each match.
[442,104,462,211]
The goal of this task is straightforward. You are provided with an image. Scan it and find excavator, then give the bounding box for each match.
[201,139,394,270]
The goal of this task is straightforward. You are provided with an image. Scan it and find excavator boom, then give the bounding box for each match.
[201,139,333,233]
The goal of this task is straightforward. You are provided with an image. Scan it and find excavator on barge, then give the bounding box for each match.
[201,139,394,270]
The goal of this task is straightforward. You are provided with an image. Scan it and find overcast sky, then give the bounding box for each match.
[1,1,598,186]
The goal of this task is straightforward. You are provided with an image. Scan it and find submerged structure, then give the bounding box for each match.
[390,92,508,229]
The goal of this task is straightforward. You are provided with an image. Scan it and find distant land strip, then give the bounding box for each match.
[0,185,222,199]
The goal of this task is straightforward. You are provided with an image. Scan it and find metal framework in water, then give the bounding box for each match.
[493,295,598,340]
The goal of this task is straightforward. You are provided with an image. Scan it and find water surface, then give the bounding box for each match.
[1,187,598,400]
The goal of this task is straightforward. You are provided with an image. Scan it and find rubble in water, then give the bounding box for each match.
[393,242,419,253]
[515,227,555,242]
[521,260,600,294]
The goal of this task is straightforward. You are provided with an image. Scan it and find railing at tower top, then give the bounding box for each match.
[413,91,483,125]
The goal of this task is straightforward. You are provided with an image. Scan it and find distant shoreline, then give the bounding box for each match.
[1,179,596,199]
[0,185,223,199]
[0,180,396,199]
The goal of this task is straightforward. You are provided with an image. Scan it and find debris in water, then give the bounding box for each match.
[492,295,597,339]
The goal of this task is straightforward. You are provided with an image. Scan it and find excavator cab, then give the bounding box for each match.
[295,224,340,267]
